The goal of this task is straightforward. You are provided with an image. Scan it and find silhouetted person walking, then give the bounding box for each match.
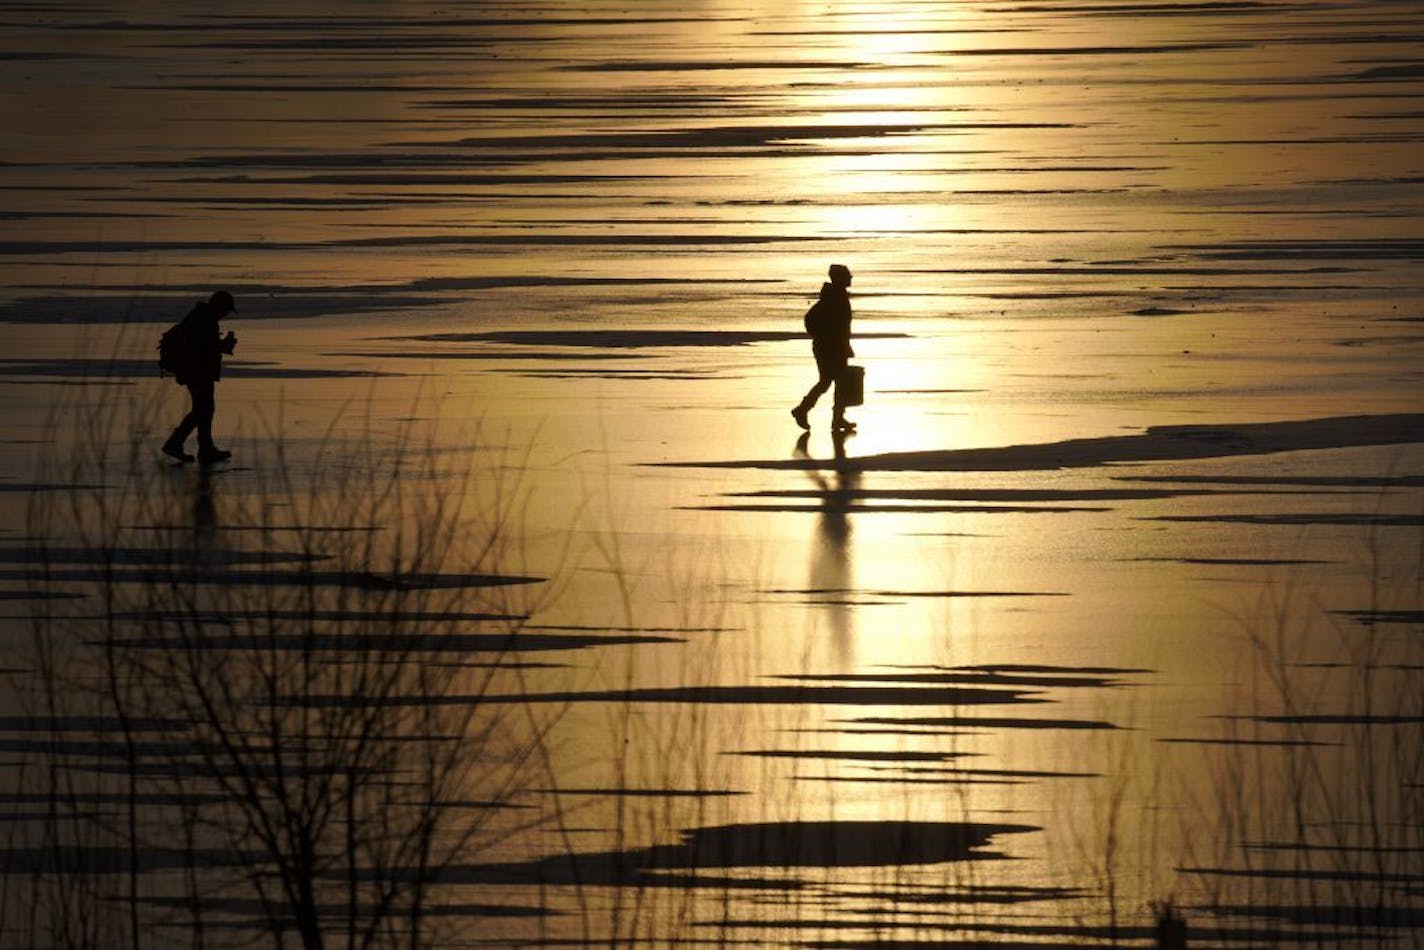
[792,264,855,432]
[161,290,237,465]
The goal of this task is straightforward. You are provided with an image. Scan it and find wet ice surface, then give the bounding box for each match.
[1,1,1422,946]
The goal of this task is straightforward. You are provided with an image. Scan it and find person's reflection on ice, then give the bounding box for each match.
[794,430,859,663]
[191,467,219,561]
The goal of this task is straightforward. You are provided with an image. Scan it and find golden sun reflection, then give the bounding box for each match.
[6,0,1421,945]
[784,8,998,240]
[844,327,987,457]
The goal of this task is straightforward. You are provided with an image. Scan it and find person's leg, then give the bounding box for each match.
[830,354,855,431]
[162,386,200,460]
[191,380,226,461]
[793,347,838,427]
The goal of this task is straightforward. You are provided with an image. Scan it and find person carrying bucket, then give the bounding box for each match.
[791,264,858,433]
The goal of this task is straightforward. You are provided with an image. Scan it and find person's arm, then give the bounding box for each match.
[220,329,237,355]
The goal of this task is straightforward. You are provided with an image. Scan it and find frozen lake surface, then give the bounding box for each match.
[1,2,1421,946]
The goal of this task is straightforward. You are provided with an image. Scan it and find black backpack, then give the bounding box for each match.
[157,321,194,382]
[803,299,826,336]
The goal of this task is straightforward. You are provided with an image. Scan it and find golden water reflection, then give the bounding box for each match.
[0,0,1421,945]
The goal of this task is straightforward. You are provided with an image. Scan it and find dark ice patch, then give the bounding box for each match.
[391,329,907,349]
[659,413,1424,472]
[420,819,1038,889]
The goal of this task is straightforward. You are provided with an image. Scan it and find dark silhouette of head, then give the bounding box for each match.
[208,290,237,315]
[828,264,852,288]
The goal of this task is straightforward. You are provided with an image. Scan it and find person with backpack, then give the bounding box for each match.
[791,263,856,432]
[160,290,238,464]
